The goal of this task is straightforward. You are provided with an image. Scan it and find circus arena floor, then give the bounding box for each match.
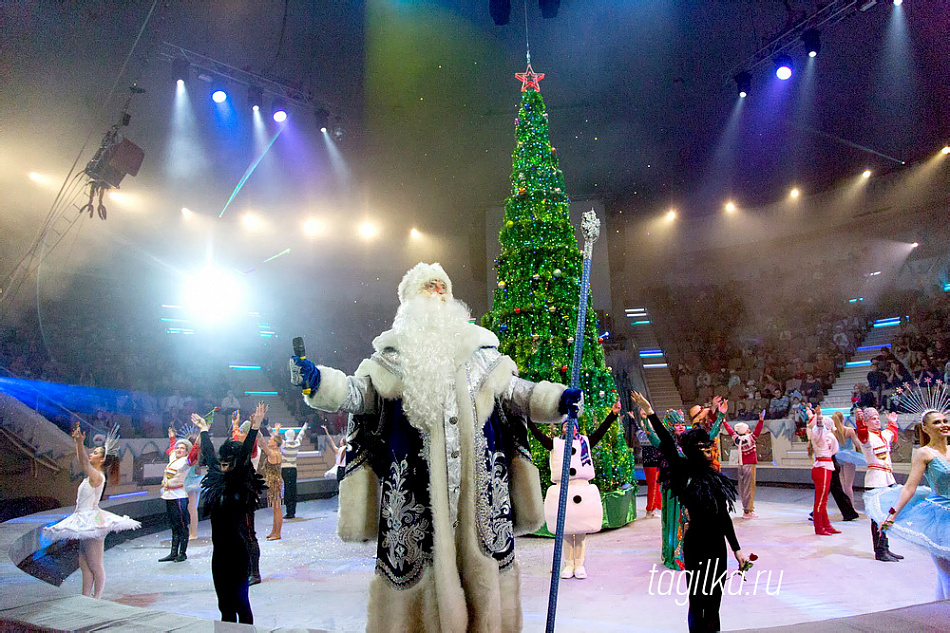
[50,486,945,632]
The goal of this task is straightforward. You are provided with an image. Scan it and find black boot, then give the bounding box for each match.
[175,535,188,562]
[159,535,178,562]
[247,541,262,585]
[872,521,898,562]
[880,530,903,560]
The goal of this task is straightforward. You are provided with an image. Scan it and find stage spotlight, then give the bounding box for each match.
[181,207,192,217]
[665,209,676,221]
[911,242,919,248]
[802,29,821,58]
[734,71,751,98]
[359,222,377,239]
[862,169,872,179]
[790,188,800,199]
[242,212,262,229]
[941,146,950,155]
[272,99,288,123]
[774,54,793,80]
[303,218,323,236]
[172,58,190,85]
[247,86,263,112]
[725,201,737,213]
[212,89,228,103]
[315,108,330,133]
[893,0,902,6]
[410,228,421,239]
[539,0,560,19]
[489,0,510,26]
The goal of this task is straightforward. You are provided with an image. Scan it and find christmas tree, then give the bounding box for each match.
[482,62,635,526]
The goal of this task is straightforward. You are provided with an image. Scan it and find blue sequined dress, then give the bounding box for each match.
[865,451,950,558]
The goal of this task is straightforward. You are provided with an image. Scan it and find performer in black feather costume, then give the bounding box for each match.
[632,391,747,632]
[191,402,267,624]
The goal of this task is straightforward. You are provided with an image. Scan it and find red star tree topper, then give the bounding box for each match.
[515,62,545,92]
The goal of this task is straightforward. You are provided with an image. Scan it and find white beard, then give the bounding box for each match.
[392,294,471,432]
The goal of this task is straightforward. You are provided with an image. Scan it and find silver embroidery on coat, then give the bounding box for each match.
[472,416,516,569]
[379,458,430,586]
[505,376,536,418]
[341,376,372,414]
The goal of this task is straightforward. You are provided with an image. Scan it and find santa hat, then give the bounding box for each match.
[397,262,453,304]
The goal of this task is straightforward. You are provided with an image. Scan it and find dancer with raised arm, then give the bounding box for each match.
[868,409,950,599]
[258,430,284,540]
[633,391,747,633]
[276,421,307,519]
[806,407,840,536]
[856,407,903,561]
[722,410,765,518]
[321,423,347,480]
[640,406,689,570]
[192,402,267,624]
[44,426,140,598]
[159,425,200,561]
[289,262,577,632]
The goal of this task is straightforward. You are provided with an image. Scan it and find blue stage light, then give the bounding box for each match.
[774,54,793,80]
[272,99,288,122]
[212,89,227,103]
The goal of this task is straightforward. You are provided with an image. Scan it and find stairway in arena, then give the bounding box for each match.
[624,307,685,413]
[820,317,901,414]
[220,363,298,431]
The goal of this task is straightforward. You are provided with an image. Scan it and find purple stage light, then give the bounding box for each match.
[212,89,227,103]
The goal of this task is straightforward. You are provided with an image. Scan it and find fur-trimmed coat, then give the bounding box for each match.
[304,323,566,632]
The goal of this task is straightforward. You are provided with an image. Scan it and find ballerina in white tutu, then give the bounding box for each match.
[867,408,950,599]
[43,425,140,598]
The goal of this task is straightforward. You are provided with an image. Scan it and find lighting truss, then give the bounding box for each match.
[157,41,334,114]
[724,1,866,84]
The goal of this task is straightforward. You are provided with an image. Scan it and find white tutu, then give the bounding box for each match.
[43,478,141,542]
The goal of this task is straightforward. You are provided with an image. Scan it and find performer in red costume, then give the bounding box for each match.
[807,408,840,536]
[722,410,765,518]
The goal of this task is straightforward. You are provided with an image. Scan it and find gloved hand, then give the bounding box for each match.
[289,356,321,392]
[558,388,584,417]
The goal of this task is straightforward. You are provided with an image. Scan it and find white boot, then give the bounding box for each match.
[573,535,588,579]
[560,537,575,579]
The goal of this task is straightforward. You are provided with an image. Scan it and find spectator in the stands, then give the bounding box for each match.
[832,325,851,353]
[885,360,912,390]
[914,358,939,383]
[801,373,823,405]
[851,383,876,409]
[734,401,757,421]
[768,389,789,419]
[220,390,241,418]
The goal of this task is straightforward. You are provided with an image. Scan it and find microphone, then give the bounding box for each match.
[292,337,311,395]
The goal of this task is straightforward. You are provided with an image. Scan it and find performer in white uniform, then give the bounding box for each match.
[856,407,903,561]
[159,428,198,562]
[44,426,140,598]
